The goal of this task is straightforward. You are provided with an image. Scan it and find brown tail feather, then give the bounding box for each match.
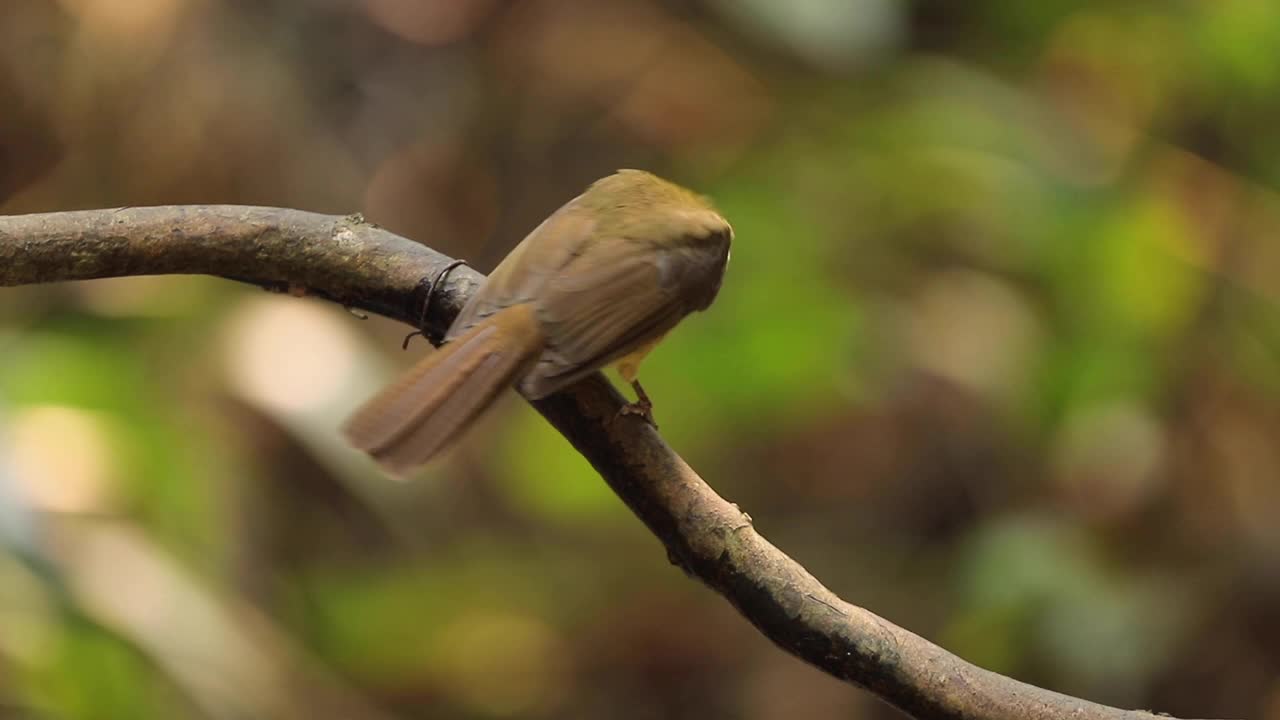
[343,304,543,476]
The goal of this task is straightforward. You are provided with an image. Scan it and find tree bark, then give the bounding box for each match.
[0,206,1223,720]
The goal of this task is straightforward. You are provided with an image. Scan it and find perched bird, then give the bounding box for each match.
[344,169,733,475]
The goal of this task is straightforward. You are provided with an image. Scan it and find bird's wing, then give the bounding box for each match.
[519,239,704,398]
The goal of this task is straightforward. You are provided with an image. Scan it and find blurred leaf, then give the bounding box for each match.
[494,404,629,526]
[951,515,1188,702]
[23,620,182,720]
[291,537,566,686]
[0,331,224,568]
[1194,0,1280,97]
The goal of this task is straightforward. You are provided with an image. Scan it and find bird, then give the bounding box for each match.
[343,169,733,476]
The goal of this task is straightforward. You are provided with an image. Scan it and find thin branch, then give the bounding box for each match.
[0,206,1220,720]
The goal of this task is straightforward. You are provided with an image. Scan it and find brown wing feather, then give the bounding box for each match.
[518,244,691,398]
[343,304,543,476]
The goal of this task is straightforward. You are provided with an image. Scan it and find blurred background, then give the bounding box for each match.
[0,0,1278,718]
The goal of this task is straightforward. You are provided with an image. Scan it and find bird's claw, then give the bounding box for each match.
[617,399,657,428]
[617,379,658,428]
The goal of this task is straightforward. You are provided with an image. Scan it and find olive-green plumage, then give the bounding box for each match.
[343,169,732,476]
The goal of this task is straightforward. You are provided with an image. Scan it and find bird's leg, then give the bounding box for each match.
[619,379,657,428]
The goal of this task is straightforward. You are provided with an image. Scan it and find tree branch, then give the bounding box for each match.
[0,206,1218,720]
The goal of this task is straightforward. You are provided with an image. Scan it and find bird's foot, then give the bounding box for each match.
[617,380,658,428]
[618,398,657,428]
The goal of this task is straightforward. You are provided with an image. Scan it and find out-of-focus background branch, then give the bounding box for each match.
[0,1,1277,719]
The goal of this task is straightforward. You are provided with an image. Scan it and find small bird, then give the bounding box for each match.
[343,169,733,476]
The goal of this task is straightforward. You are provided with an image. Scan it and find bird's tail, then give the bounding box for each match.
[343,304,543,476]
